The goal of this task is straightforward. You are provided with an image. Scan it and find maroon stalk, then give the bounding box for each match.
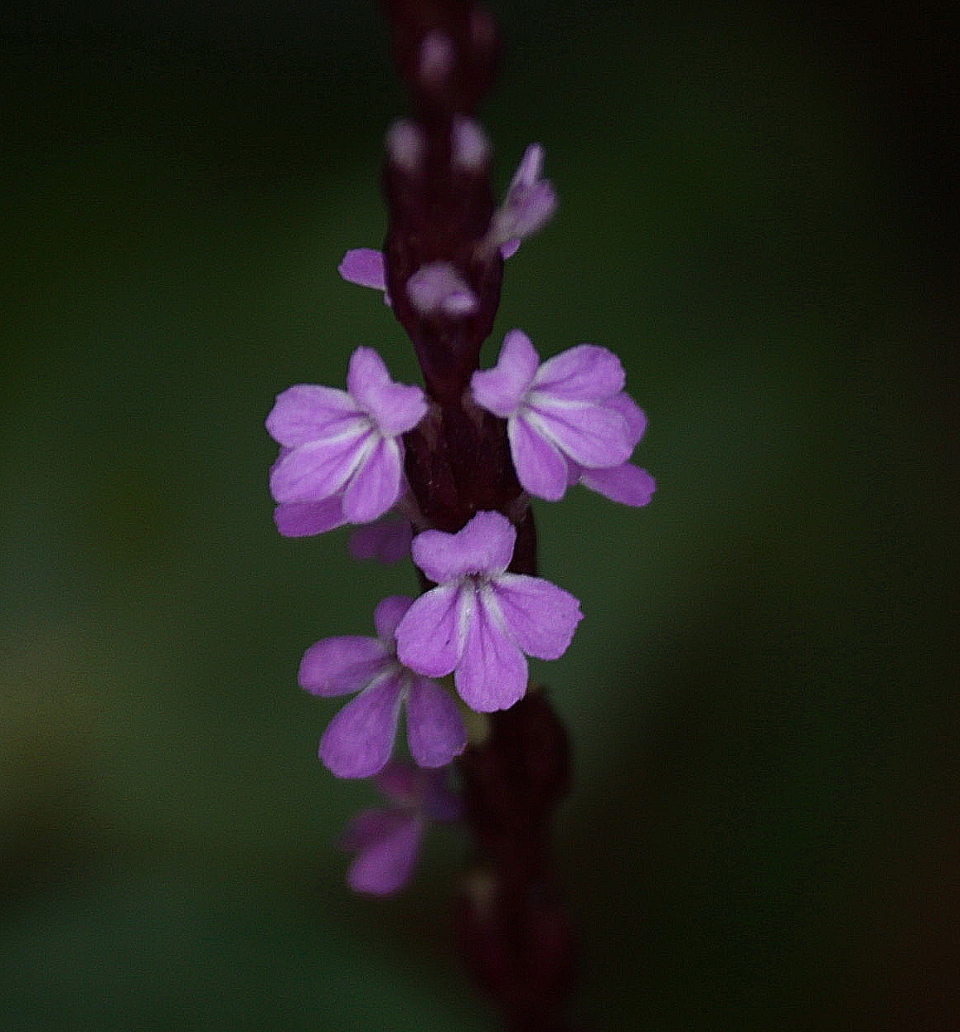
[380,2,579,1029]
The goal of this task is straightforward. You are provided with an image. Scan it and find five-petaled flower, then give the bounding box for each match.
[300,595,467,779]
[395,510,582,712]
[471,329,636,501]
[267,347,427,524]
[340,761,461,896]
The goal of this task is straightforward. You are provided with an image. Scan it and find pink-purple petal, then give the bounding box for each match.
[533,344,625,401]
[265,384,360,448]
[470,329,539,417]
[340,806,405,852]
[492,574,583,660]
[454,591,527,712]
[374,761,421,806]
[269,425,372,503]
[319,673,405,778]
[366,381,428,437]
[411,510,516,584]
[346,812,423,895]
[509,415,569,500]
[406,678,467,768]
[341,436,403,523]
[273,498,346,537]
[395,583,463,678]
[338,248,387,291]
[347,347,427,437]
[298,636,389,696]
[420,770,463,822]
[373,595,415,643]
[525,399,632,469]
[348,518,413,564]
[579,463,656,506]
[606,391,647,447]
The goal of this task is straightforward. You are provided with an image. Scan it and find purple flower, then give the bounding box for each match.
[406,261,478,318]
[395,511,582,713]
[566,392,657,507]
[300,595,467,779]
[470,329,635,501]
[485,144,557,257]
[267,347,427,524]
[340,761,461,896]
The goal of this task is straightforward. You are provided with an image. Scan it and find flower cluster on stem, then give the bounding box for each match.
[266,3,654,1029]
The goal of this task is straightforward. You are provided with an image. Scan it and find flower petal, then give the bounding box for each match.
[411,510,516,584]
[346,347,427,437]
[273,498,346,538]
[269,426,372,503]
[319,673,404,778]
[419,769,463,823]
[395,583,463,678]
[265,384,361,448]
[346,812,422,895]
[455,589,527,712]
[493,574,582,660]
[338,249,387,291]
[578,463,656,506]
[533,344,625,401]
[374,761,421,806]
[342,436,403,523]
[298,636,389,696]
[470,329,540,417]
[508,414,569,500]
[405,677,467,768]
[348,518,413,564]
[525,398,632,469]
[372,595,415,644]
[607,391,647,447]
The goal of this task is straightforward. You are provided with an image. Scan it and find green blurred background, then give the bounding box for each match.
[1,2,952,1029]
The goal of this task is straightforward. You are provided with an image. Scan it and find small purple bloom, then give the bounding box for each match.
[451,115,489,172]
[300,595,467,779]
[340,761,461,896]
[267,347,427,524]
[470,329,634,501]
[385,119,424,175]
[485,144,557,257]
[566,392,657,507]
[406,261,478,318]
[395,511,582,713]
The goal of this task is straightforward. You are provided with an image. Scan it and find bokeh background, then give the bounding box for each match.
[2,2,954,1029]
